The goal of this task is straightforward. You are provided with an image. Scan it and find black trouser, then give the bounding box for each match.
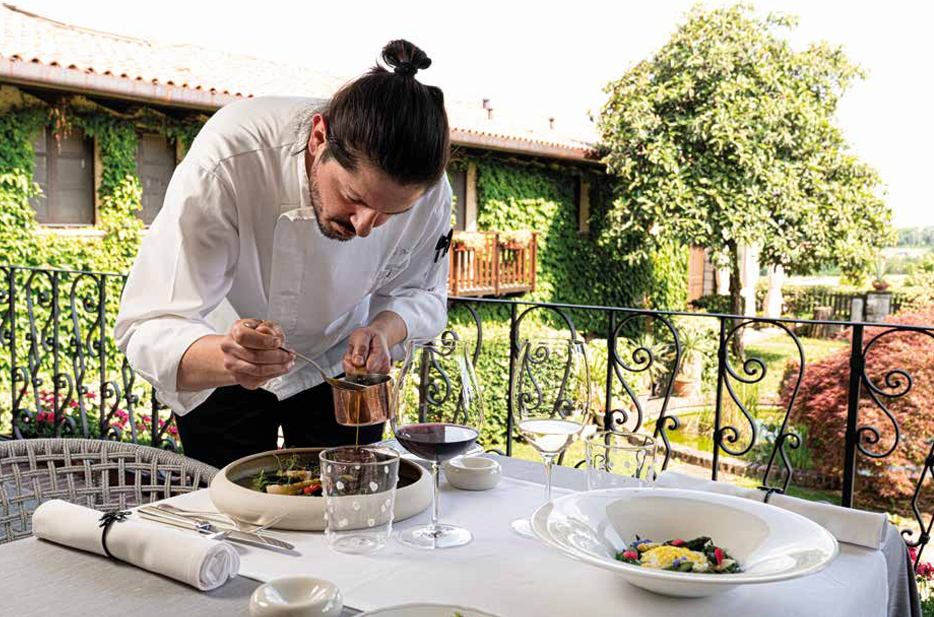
[174,382,384,469]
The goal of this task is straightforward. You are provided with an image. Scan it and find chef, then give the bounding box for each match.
[115,40,452,469]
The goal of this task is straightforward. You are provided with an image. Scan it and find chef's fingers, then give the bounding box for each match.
[224,356,294,379]
[254,320,286,344]
[342,350,358,377]
[366,337,391,374]
[347,330,371,370]
[221,338,293,365]
[231,319,283,350]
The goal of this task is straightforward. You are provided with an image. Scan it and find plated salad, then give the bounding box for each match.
[616,536,741,574]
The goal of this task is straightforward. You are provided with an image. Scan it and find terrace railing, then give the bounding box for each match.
[447,231,537,297]
[2,265,934,565]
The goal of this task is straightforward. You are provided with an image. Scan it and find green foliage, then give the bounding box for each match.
[906,254,934,289]
[0,94,205,442]
[898,226,934,249]
[462,156,687,333]
[690,294,732,314]
[598,4,893,290]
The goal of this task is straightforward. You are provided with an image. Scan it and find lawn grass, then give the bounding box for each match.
[745,334,848,397]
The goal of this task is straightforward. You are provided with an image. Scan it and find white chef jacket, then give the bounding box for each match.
[115,96,451,415]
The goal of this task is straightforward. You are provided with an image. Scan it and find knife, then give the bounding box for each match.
[137,508,298,555]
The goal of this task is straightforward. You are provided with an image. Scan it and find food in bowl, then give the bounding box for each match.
[248,453,324,496]
[616,536,741,574]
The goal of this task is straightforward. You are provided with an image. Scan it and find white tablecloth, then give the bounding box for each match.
[160,459,894,617]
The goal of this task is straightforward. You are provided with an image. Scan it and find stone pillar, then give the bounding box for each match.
[716,266,730,295]
[740,244,760,316]
[865,292,892,323]
[763,265,785,318]
[465,162,478,232]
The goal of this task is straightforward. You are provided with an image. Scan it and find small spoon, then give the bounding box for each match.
[242,320,372,391]
[280,346,371,392]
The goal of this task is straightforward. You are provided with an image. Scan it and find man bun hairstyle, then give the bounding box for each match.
[320,39,450,188]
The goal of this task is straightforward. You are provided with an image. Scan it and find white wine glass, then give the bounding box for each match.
[510,336,591,537]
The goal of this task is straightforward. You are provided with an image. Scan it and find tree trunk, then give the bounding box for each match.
[728,240,745,360]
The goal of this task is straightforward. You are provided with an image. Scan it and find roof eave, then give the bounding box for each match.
[2,59,605,164]
[1,58,242,111]
[451,128,602,165]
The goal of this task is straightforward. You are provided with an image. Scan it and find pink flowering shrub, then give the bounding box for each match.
[17,387,178,445]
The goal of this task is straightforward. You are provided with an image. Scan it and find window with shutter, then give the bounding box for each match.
[30,127,95,225]
[136,133,176,225]
[448,168,467,231]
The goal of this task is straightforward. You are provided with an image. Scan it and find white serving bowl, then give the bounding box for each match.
[249,576,342,617]
[531,487,838,598]
[210,447,431,531]
[442,455,502,491]
[359,604,502,617]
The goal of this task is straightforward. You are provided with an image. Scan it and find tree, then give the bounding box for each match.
[597,5,894,328]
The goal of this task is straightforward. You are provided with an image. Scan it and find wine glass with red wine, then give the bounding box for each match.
[392,337,484,549]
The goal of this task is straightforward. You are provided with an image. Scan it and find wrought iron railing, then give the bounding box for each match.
[2,265,934,564]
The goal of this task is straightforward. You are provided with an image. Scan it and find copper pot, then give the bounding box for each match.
[332,374,395,426]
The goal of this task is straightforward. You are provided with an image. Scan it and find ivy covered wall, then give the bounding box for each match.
[451,153,688,332]
[0,87,205,272]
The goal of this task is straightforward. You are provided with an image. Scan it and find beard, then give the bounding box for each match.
[307,159,355,242]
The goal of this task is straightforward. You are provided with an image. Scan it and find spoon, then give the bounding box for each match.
[281,346,372,391]
[242,320,375,391]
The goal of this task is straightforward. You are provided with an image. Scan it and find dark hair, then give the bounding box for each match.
[320,39,450,188]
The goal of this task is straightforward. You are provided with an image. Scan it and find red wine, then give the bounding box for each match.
[395,423,480,462]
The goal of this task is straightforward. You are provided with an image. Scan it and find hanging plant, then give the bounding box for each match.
[498,229,535,250]
[452,231,488,252]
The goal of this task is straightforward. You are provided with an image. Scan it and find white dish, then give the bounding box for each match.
[249,576,343,617]
[358,604,502,617]
[442,456,502,491]
[531,487,838,598]
[210,447,431,531]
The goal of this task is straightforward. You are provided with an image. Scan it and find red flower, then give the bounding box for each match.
[622,551,639,560]
[714,548,725,566]
[670,539,685,547]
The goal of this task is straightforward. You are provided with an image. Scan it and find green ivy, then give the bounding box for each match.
[0,92,207,272]
[447,154,689,448]
[450,154,688,333]
[0,93,207,440]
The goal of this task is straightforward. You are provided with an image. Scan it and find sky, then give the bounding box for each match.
[15,0,934,227]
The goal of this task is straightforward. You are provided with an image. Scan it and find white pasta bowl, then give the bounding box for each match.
[531,487,838,598]
[210,447,431,531]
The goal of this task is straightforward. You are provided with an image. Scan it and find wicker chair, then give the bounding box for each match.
[0,438,219,544]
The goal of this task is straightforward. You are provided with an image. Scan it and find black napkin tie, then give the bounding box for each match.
[98,510,131,560]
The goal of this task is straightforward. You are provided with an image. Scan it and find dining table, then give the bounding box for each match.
[0,455,918,617]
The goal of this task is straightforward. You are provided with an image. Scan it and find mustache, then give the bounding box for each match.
[333,218,355,234]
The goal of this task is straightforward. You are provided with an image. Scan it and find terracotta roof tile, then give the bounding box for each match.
[0,3,599,160]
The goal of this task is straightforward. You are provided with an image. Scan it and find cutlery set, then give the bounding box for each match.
[137,504,297,555]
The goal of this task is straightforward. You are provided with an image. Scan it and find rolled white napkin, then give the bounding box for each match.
[655,471,886,549]
[33,500,240,590]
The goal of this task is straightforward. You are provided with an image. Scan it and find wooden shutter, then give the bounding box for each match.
[448,168,467,231]
[136,133,175,225]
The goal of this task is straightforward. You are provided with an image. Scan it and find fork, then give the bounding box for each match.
[154,503,287,535]
[137,508,295,551]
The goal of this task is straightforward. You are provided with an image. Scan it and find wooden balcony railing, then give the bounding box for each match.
[448,231,538,297]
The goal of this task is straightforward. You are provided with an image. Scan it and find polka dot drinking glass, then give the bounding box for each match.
[319,446,401,554]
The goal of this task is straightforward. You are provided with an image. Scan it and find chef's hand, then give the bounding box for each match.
[221,319,295,390]
[343,326,392,375]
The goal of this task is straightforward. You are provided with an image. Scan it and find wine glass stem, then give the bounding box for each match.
[542,454,556,503]
[430,460,441,527]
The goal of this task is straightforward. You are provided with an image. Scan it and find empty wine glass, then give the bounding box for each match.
[392,337,484,549]
[510,336,591,537]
